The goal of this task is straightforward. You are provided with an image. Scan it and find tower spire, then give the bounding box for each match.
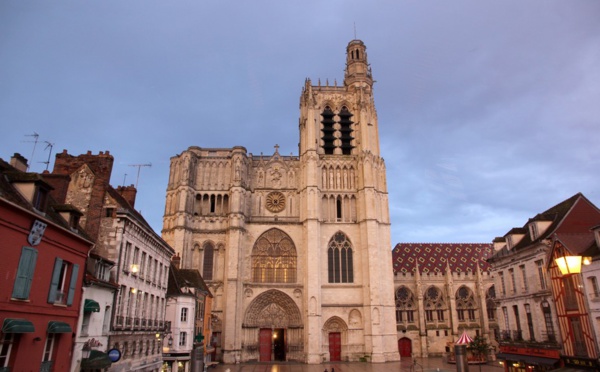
[344,39,373,87]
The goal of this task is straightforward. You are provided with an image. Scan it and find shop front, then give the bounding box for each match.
[496,346,560,372]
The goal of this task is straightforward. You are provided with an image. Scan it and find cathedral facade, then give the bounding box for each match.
[162,40,399,364]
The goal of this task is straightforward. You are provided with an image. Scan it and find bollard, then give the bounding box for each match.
[454,344,469,372]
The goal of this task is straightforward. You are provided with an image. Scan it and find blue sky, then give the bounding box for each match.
[1,0,599,245]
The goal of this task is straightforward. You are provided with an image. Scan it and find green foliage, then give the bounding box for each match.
[467,335,492,359]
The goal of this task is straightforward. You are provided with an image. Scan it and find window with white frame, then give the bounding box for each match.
[48,257,79,306]
[0,333,14,368]
[536,260,547,290]
[181,307,188,322]
[179,332,187,347]
[42,333,55,363]
[520,265,528,292]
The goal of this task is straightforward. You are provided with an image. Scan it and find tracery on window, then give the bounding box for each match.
[395,286,416,324]
[251,229,297,283]
[327,232,354,283]
[423,286,446,323]
[486,285,497,321]
[456,286,477,322]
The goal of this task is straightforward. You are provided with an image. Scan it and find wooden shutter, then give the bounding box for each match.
[66,264,79,306]
[12,247,38,299]
[48,258,63,303]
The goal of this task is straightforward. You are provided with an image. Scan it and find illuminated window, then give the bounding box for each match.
[251,229,297,283]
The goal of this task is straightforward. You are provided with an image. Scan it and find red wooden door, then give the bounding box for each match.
[259,329,272,361]
[398,337,412,357]
[329,332,341,361]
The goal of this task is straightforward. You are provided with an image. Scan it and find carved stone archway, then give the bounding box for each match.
[241,289,303,362]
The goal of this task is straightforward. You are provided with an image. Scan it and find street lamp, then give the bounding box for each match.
[555,255,592,276]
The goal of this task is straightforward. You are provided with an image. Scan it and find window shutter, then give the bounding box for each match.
[66,264,79,306]
[12,247,38,299]
[48,258,63,303]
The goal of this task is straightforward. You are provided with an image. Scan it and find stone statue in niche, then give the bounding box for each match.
[257,170,264,187]
[270,166,282,188]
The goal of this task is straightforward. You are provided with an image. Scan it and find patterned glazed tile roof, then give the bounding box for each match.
[392,243,493,274]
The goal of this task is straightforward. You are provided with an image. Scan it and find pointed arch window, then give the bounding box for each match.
[251,229,297,283]
[424,286,446,323]
[202,242,214,280]
[456,286,477,322]
[486,285,497,321]
[395,286,416,324]
[327,232,353,283]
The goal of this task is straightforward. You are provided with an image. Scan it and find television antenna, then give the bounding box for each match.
[40,141,54,171]
[128,163,152,188]
[22,132,40,170]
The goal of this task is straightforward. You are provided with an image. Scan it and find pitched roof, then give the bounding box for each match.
[489,193,600,261]
[392,243,493,274]
[167,263,212,297]
[0,158,93,242]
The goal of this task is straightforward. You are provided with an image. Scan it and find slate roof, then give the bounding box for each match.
[0,158,93,242]
[392,243,493,274]
[488,193,600,262]
[167,263,212,298]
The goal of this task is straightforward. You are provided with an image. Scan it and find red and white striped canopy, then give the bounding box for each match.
[456,331,473,345]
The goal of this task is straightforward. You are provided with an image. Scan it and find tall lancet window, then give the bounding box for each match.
[202,242,214,280]
[338,106,354,155]
[321,106,336,154]
[320,106,354,155]
[327,232,354,283]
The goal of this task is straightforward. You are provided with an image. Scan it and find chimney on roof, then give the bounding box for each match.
[116,185,137,208]
[10,153,28,172]
[172,253,181,269]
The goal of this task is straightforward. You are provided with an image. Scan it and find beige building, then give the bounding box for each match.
[392,243,497,359]
[162,39,399,364]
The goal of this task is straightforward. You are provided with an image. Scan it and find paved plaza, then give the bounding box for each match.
[208,358,503,372]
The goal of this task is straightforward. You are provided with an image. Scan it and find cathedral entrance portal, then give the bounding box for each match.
[258,328,287,362]
[243,290,303,362]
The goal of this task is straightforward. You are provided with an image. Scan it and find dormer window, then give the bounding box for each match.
[33,186,49,212]
[529,223,538,240]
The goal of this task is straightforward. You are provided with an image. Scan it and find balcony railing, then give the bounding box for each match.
[500,330,523,341]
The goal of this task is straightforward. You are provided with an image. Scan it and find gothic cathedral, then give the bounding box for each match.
[162,40,400,364]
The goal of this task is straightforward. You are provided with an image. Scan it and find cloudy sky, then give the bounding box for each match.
[1,1,599,245]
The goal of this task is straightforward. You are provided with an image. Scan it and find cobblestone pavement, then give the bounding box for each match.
[208,358,503,372]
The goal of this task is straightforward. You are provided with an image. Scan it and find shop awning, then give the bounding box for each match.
[84,299,100,313]
[497,353,559,367]
[47,321,72,333]
[1,318,34,333]
[81,350,112,370]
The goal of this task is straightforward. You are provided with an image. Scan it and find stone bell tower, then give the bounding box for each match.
[299,39,398,363]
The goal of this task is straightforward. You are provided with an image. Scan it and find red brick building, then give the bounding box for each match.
[0,155,94,371]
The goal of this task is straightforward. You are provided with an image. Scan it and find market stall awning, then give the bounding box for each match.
[84,299,100,313]
[496,353,559,367]
[47,321,72,333]
[81,350,112,370]
[1,318,34,333]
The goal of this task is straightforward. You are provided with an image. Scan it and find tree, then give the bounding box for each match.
[467,335,493,372]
